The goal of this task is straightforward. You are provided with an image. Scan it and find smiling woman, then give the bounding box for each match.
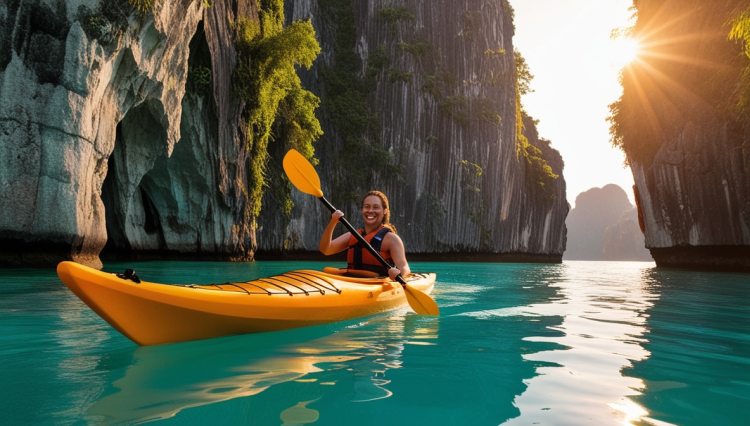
[319,190,411,282]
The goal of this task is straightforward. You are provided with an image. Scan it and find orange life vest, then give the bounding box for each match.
[346,227,392,276]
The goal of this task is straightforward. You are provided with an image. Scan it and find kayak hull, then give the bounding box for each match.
[56,261,436,345]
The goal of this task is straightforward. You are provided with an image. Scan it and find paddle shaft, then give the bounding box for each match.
[317,197,408,286]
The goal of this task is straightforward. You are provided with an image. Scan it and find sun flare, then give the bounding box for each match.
[609,37,641,69]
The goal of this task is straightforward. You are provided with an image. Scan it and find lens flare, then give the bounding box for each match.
[609,37,641,69]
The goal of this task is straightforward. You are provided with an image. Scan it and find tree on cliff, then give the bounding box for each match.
[608,0,750,164]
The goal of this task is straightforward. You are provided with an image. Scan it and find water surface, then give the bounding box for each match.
[1,260,748,424]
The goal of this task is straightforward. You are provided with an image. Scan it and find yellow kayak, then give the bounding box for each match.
[56,261,436,345]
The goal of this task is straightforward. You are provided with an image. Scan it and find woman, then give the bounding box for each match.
[319,190,411,281]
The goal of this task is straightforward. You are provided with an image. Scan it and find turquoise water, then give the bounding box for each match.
[1,260,749,425]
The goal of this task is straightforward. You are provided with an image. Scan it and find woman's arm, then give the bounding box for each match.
[319,210,351,255]
[384,233,411,280]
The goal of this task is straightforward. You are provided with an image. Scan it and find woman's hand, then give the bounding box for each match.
[388,267,401,281]
[382,233,410,280]
[320,210,349,255]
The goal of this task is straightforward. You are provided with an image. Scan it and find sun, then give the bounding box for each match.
[608,37,641,70]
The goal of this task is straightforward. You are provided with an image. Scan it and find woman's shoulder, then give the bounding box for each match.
[382,229,403,244]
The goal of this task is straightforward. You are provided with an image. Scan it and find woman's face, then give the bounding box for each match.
[361,195,386,228]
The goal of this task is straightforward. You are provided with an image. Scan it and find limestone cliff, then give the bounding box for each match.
[259,0,568,260]
[613,0,750,270]
[1,0,567,267]
[0,0,256,266]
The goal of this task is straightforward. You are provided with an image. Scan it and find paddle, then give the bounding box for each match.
[282,149,439,315]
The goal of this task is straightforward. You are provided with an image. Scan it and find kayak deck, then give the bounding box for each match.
[185,271,345,295]
[57,262,436,345]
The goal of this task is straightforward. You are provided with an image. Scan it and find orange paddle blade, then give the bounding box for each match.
[283,149,324,198]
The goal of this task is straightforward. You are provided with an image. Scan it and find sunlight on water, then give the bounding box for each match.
[1,260,749,425]
[501,262,658,425]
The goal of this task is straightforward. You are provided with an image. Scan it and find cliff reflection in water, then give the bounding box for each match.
[86,313,439,424]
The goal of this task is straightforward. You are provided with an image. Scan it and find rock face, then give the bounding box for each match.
[0,0,567,266]
[259,0,568,260]
[616,1,750,270]
[565,184,651,261]
[0,0,256,266]
[632,130,750,269]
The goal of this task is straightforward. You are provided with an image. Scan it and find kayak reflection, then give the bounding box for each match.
[86,313,439,424]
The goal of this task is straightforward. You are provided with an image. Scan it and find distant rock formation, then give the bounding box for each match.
[602,208,653,261]
[565,184,652,261]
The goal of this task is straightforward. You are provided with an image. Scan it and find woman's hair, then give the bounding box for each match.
[361,190,397,234]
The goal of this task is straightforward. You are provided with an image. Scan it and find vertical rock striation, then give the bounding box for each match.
[260,0,568,260]
[631,127,750,269]
[0,0,257,266]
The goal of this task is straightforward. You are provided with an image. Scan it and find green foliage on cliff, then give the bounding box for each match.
[366,47,390,78]
[437,95,470,125]
[459,159,483,193]
[484,47,507,58]
[127,0,155,16]
[477,98,502,125]
[730,9,750,57]
[514,50,533,97]
[608,1,750,164]
[729,8,750,115]
[388,70,412,83]
[460,10,483,41]
[514,51,558,191]
[77,1,133,45]
[421,71,503,127]
[187,65,211,94]
[377,7,415,24]
[398,41,431,57]
[234,0,322,221]
[319,0,398,203]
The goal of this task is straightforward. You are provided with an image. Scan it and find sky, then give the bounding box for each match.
[508,0,637,207]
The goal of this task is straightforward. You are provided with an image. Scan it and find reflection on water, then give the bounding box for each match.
[3,260,749,425]
[86,314,439,424]
[465,262,660,425]
[51,296,111,421]
[626,268,750,425]
[280,399,320,425]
